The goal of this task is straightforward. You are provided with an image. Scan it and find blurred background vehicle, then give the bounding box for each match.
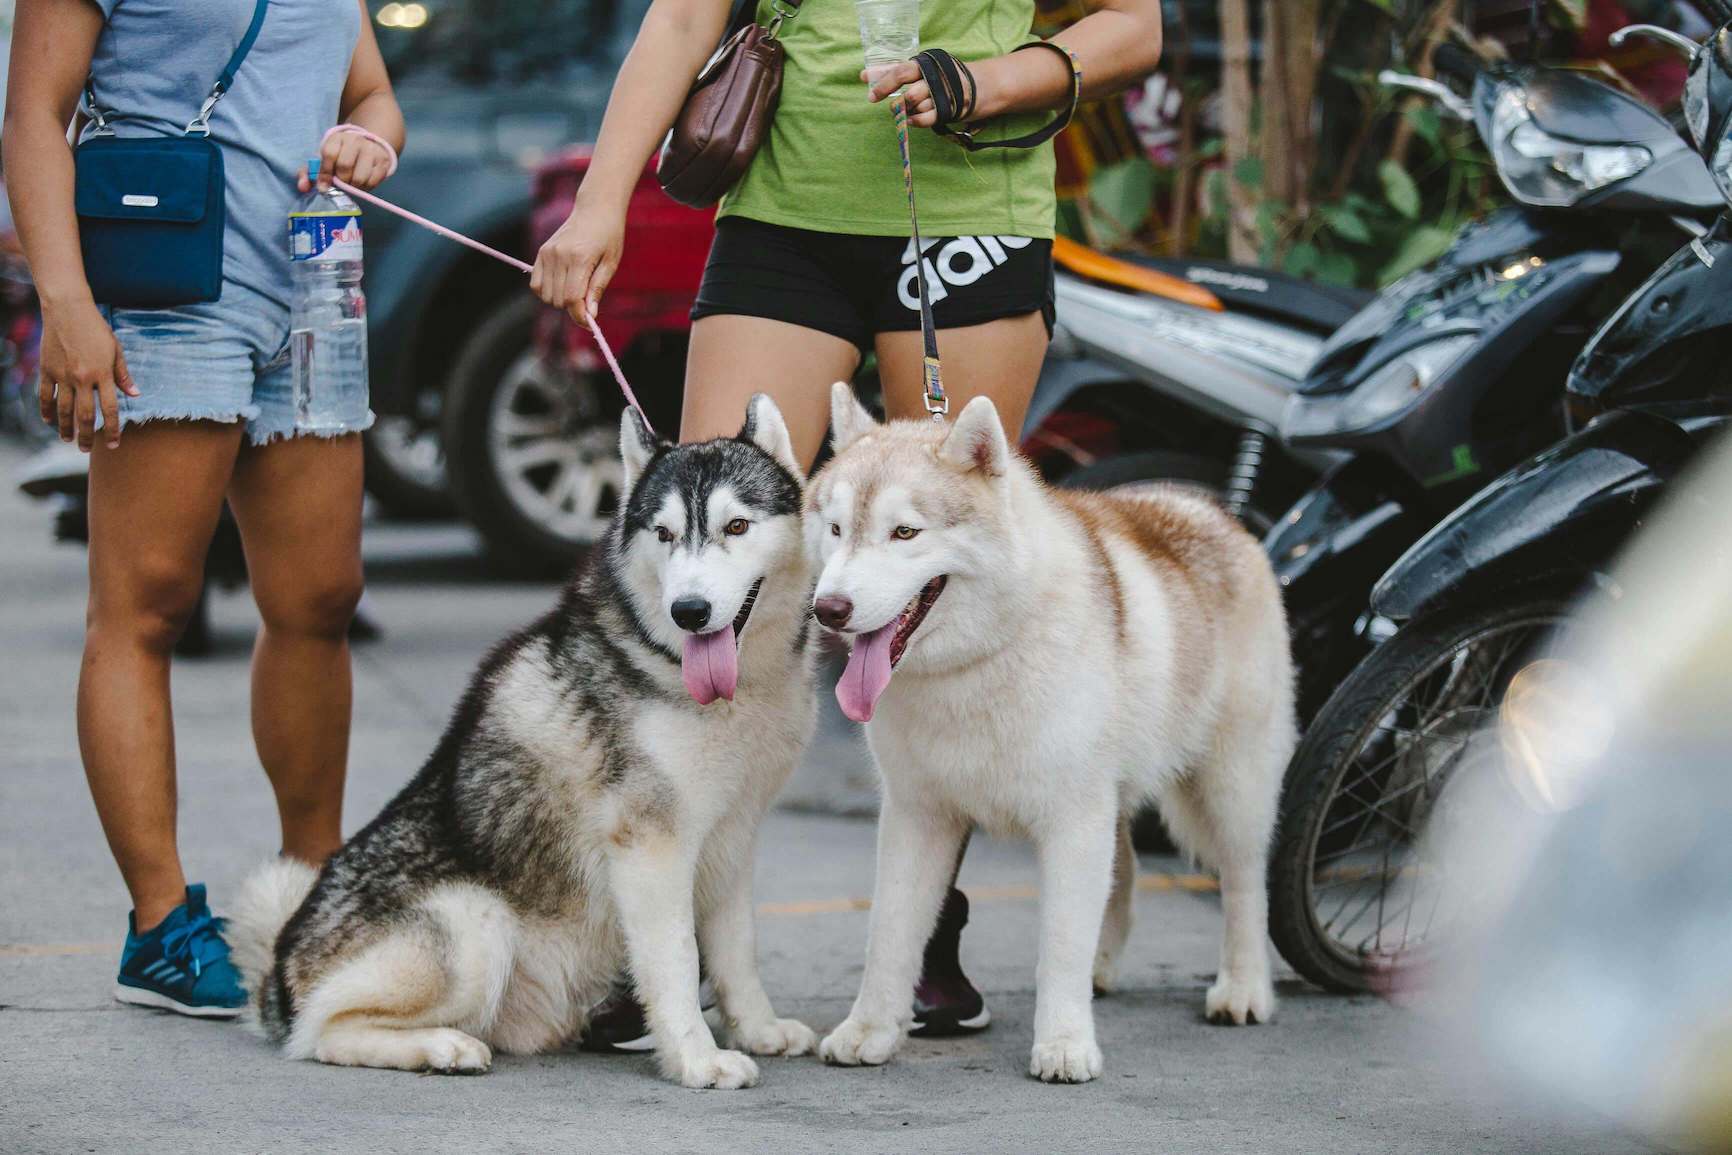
[1266,13,1732,994]
[357,0,644,520]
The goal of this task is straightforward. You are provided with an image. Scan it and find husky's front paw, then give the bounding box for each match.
[1029,1036,1103,1084]
[1205,970,1276,1025]
[731,1017,817,1057]
[671,1046,760,1090]
[417,1029,493,1074]
[818,1017,902,1067]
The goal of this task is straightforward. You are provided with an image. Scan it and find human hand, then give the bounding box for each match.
[39,298,137,451]
[530,196,625,328]
[862,56,994,128]
[299,130,396,193]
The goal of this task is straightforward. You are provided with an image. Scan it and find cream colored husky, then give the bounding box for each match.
[807,383,1296,1083]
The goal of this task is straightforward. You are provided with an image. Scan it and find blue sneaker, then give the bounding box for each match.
[114,884,247,1019]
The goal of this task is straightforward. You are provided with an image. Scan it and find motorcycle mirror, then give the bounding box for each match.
[1376,70,1473,121]
[1686,23,1732,165]
[1607,23,1700,57]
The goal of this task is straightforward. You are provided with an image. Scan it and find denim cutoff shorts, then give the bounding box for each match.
[99,280,373,445]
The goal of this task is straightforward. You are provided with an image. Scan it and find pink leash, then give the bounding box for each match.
[317,125,654,434]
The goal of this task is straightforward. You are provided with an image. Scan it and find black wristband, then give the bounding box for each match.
[915,40,1080,152]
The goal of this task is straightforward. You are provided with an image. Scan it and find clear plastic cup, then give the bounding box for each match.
[855,0,919,94]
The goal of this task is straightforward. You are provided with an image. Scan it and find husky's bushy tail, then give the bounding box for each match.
[228,858,318,1029]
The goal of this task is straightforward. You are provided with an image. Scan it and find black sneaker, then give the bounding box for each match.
[579,977,717,1054]
[911,888,990,1038]
[580,983,656,1053]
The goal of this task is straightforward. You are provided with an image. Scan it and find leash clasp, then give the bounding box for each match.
[922,357,948,420]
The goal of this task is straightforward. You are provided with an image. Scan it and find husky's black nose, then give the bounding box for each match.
[670,596,712,632]
[814,595,853,630]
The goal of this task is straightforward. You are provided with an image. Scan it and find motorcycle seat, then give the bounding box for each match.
[1125,253,1374,335]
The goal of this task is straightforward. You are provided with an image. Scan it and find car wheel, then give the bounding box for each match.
[362,404,453,520]
[443,296,624,574]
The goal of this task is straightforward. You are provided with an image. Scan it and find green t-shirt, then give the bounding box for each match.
[719,0,1058,238]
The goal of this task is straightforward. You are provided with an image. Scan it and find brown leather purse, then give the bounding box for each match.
[657,0,802,208]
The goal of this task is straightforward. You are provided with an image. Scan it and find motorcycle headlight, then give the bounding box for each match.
[1283,335,1477,441]
[1489,85,1652,207]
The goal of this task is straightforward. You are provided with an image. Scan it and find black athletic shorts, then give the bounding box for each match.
[691,216,1055,352]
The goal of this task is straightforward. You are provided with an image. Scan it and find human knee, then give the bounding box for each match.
[257,567,363,639]
[90,555,207,652]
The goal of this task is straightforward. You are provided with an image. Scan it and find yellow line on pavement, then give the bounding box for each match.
[0,872,1220,955]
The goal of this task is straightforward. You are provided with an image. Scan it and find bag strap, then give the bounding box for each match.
[84,0,270,138]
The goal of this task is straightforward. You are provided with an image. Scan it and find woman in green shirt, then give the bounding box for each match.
[532,0,1162,1044]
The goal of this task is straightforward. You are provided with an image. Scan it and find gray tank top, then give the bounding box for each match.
[83,0,362,310]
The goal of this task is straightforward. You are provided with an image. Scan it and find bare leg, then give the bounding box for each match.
[610,831,758,1089]
[681,315,859,469]
[227,434,364,865]
[1093,814,1137,994]
[696,825,815,1057]
[80,422,243,931]
[820,791,968,1067]
[1030,800,1119,1084]
[874,310,1047,436]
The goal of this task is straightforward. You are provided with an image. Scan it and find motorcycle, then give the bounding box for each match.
[1265,14,1732,995]
[1262,52,1723,720]
[1026,238,1364,533]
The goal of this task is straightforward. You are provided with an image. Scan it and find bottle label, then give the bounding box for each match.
[289,211,363,262]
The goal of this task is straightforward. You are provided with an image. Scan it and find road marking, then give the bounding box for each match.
[0,872,1221,955]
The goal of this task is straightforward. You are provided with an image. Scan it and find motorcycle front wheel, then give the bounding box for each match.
[1268,594,1574,993]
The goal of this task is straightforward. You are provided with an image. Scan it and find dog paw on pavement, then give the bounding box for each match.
[731,1016,817,1057]
[669,1046,761,1090]
[1204,970,1276,1026]
[1029,1036,1103,1084]
[818,1017,902,1066]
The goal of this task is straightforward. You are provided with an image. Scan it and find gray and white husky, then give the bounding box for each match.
[808,383,1296,1084]
[228,396,817,1089]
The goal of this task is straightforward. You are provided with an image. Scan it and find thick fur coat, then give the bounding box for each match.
[228,397,818,1089]
[807,384,1296,1084]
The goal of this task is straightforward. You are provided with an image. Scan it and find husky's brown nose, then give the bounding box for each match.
[814,595,853,630]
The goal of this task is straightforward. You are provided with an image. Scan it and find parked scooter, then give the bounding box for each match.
[1262,52,1722,720]
[1026,239,1364,532]
[1266,15,1732,994]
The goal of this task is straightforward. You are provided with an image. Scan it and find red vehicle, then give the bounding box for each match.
[440,149,714,569]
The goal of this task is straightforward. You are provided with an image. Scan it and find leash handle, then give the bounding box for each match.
[892,93,947,420]
[317,128,655,435]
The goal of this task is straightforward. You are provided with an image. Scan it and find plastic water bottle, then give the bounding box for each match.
[288,158,369,433]
[855,0,919,94]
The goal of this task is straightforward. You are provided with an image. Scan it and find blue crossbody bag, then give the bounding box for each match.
[74,0,269,307]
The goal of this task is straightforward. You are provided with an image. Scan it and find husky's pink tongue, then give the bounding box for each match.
[836,621,897,723]
[682,626,738,705]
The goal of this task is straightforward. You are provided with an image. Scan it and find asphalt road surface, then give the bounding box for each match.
[0,439,1661,1154]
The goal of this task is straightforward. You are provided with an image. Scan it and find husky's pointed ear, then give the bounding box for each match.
[829,381,879,452]
[619,407,658,494]
[740,393,800,477]
[940,395,1011,476]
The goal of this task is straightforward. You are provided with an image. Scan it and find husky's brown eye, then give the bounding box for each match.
[724,518,750,537]
[892,525,921,541]
[830,523,841,537]
[655,526,674,544]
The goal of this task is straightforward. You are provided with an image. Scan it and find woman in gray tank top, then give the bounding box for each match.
[4,0,404,1018]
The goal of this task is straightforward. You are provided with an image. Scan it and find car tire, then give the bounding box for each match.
[362,412,453,520]
[443,296,625,575]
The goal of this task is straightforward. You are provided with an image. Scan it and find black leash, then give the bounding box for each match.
[891,90,947,420]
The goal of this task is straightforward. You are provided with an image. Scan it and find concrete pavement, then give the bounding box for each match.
[0,438,1659,1154]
